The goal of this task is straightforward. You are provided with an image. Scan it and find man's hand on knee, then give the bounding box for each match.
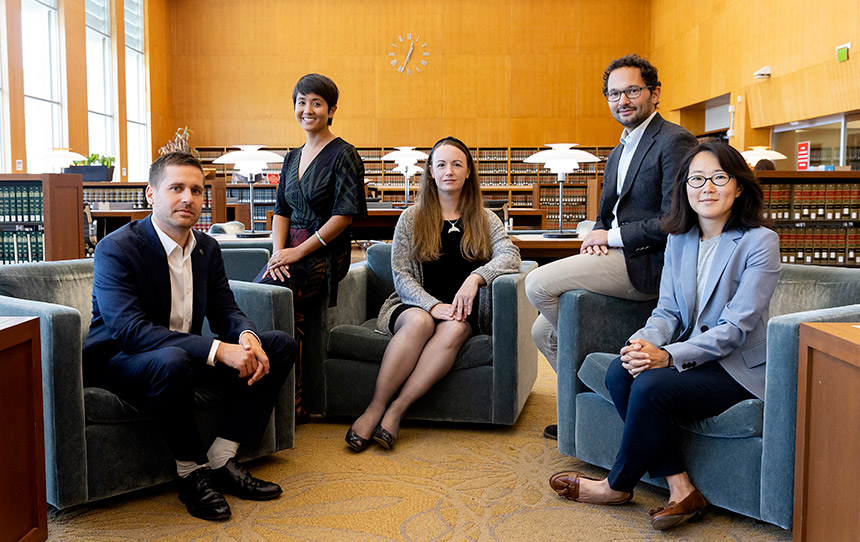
[216,339,270,385]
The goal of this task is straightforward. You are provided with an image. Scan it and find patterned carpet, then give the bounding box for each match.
[48,359,792,541]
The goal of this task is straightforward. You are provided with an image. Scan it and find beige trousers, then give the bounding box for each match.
[524,249,655,371]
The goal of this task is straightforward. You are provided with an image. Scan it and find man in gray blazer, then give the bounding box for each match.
[526,54,697,439]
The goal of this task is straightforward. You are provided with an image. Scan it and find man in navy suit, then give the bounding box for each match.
[83,152,296,521]
[526,54,697,439]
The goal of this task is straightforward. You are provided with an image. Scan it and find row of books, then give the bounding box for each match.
[538,187,588,206]
[0,185,44,223]
[764,184,860,221]
[0,229,45,264]
[82,187,216,208]
[190,211,215,232]
[225,187,277,203]
[546,212,587,229]
[774,226,860,266]
[510,194,534,207]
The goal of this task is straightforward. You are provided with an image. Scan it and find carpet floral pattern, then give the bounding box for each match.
[48,361,791,541]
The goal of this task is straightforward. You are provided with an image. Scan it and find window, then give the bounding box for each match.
[125,0,148,181]
[774,113,860,171]
[86,0,114,165]
[22,0,62,172]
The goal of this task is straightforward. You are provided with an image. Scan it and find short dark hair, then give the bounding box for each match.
[662,142,771,235]
[602,54,661,95]
[754,159,776,171]
[149,152,204,187]
[292,73,339,126]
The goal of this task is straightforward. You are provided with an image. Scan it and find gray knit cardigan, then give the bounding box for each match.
[375,206,521,336]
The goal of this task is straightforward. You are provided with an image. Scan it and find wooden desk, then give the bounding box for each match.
[0,317,47,542]
[510,233,582,260]
[794,322,860,542]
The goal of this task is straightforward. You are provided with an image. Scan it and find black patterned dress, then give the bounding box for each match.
[255,137,366,420]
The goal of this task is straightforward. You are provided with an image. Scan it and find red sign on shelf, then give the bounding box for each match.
[797,141,810,171]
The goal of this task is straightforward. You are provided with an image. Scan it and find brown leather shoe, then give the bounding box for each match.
[549,471,633,505]
[649,488,708,530]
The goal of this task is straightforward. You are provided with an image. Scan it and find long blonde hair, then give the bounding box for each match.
[412,137,492,262]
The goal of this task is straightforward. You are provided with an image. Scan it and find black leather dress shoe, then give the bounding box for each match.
[178,467,231,521]
[543,424,558,440]
[211,458,283,501]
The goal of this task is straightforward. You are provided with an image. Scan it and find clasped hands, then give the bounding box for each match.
[619,338,671,377]
[580,229,610,256]
[215,332,269,385]
[429,274,484,322]
[262,247,304,282]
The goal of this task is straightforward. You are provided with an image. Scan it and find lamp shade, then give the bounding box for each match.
[382,146,428,167]
[741,146,787,166]
[34,148,88,172]
[524,143,599,167]
[213,145,284,165]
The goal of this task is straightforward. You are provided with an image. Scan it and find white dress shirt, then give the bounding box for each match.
[607,110,659,247]
[151,221,222,365]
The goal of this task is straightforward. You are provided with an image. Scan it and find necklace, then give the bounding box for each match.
[445,218,461,234]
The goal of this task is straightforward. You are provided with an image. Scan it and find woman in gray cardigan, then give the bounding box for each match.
[346,137,521,452]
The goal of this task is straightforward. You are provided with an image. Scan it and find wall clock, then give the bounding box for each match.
[388,33,429,75]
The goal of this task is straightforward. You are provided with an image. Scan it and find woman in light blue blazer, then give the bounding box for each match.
[550,142,781,531]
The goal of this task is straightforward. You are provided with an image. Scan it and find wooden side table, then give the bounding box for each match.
[0,317,47,542]
[794,322,860,542]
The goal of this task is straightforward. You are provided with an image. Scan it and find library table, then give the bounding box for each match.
[0,317,47,542]
[794,322,860,542]
[509,233,582,261]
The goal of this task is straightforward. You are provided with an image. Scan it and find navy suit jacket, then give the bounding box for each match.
[83,215,256,366]
[630,226,781,399]
[595,113,697,294]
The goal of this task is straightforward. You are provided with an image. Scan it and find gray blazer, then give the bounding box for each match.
[629,226,781,400]
[595,113,698,294]
[376,206,521,335]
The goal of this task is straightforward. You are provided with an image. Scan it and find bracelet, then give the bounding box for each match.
[314,231,327,246]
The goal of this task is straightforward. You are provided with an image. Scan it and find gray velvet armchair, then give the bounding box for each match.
[556,263,860,529]
[0,256,295,510]
[319,242,539,424]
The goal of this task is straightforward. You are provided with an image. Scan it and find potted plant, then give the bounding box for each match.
[64,154,116,182]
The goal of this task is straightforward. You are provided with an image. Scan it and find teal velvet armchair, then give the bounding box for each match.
[556,263,860,529]
[319,242,539,424]
[0,257,295,510]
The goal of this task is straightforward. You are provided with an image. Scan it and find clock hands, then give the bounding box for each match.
[398,41,415,73]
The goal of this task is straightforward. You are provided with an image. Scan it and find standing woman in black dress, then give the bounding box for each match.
[255,73,367,421]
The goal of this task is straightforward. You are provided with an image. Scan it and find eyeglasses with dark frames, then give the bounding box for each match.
[603,86,654,102]
[686,173,733,188]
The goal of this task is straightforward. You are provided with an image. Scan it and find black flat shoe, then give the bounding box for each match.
[372,424,397,450]
[345,427,372,452]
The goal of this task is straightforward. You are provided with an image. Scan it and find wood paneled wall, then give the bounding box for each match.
[149,0,650,151]
[650,0,860,149]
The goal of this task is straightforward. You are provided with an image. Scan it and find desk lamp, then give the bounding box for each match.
[741,147,787,168]
[382,147,428,204]
[36,148,88,173]
[525,144,599,238]
[214,145,283,234]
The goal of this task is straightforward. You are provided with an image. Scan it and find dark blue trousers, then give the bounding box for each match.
[604,356,754,493]
[95,330,296,464]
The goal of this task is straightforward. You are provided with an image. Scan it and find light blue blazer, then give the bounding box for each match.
[629,225,781,400]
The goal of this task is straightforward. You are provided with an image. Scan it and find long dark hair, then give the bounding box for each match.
[662,142,770,235]
[413,137,491,262]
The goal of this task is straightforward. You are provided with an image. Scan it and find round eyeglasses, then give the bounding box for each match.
[604,86,653,102]
[686,173,733,188]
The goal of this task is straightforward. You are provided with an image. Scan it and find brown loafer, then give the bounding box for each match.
[649,488,709,530]
[549,471,633,505]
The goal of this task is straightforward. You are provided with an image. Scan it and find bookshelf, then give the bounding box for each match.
[82,179,227,238]
[0,174,84,264]
[195,145,615,231]
[757,171,860,266]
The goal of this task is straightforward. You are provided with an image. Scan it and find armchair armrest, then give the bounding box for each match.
[220,248,270,282]
[490,261,539,424]
[556,290,657,457]
[227,280,295,450]
[760,303,860,528]
[325,261,369,329]
[0,295,88,509]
